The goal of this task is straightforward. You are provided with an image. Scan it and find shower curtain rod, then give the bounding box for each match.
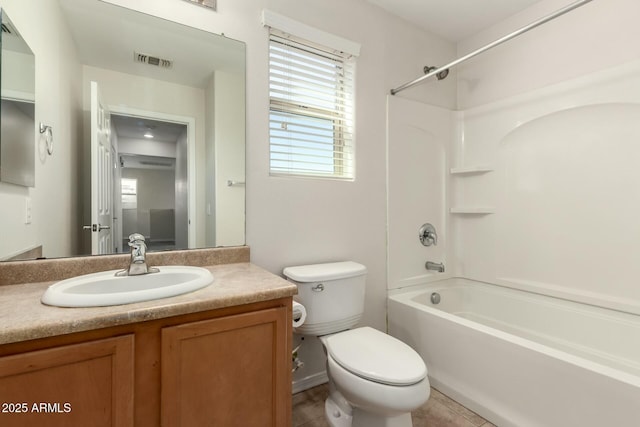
[390,0,594,95]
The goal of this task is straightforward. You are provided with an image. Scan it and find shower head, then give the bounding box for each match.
[423,65,449,81]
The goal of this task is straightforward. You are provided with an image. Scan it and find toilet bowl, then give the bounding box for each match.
[284,262,430,427]
[321,327,430,427]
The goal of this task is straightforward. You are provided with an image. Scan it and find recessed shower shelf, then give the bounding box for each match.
[450,166,494,175]
[450,207,495,214]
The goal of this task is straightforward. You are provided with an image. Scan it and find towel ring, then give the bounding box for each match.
[39,122,53,155]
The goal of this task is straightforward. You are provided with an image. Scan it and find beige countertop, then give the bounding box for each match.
[0,262,297,345]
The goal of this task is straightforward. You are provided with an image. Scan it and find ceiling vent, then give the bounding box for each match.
[134,52,173,69]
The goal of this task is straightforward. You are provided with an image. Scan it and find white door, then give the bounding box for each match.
[90,81,114,254]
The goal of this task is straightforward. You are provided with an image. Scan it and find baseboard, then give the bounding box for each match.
[292,371,328,394]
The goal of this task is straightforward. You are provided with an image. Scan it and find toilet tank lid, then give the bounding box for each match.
[283,261,367,282]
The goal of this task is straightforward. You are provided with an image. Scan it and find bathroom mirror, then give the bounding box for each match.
[0,9,36,187]
[0,0,245,260]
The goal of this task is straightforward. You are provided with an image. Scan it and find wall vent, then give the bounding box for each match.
[140,160,173,167]
[1,22,17,37]
[134,52,173,69]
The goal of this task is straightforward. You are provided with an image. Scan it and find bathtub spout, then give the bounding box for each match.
[425,261,445,273]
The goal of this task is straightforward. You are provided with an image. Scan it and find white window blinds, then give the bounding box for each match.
[268,29,356,179]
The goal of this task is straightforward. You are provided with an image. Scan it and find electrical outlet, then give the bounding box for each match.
[25,197,32,224]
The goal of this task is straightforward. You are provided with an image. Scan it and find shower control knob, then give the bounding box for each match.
[419,223,438,246]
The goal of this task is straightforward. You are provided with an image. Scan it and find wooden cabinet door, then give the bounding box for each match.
[0,335,134,427]
[161,307,290,427]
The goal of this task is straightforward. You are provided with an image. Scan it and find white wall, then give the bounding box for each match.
[214,70,245,247]
[2,50,35,100]
[121,168,176,209]
[121,167,176,239]
[204,74,216,247]
[0,0,82,259]
[118,138,177,158]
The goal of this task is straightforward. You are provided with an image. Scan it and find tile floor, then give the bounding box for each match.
[292,383,497,427]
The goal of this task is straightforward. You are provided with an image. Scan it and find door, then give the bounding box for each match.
[90,81,114,254]
[161,307,291,427]
[0,335,134,427]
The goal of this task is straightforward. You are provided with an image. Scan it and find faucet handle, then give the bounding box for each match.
[127,233,147,264]
[419,223,438,246]
[128,233,146,245]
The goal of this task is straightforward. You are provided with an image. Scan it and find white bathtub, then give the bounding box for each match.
[387,278,640,427]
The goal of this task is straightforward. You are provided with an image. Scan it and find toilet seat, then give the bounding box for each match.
[324,327,427,386]
[326,349,431,418]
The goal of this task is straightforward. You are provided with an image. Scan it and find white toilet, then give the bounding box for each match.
[284,261,430,427]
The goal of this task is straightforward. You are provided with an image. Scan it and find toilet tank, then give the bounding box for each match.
[283,261,367,336]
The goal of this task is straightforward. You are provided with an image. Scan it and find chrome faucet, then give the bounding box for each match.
[425,261,445,273]
[116,233,159,276]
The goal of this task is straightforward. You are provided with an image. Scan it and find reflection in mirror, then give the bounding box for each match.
[112,114,188,253]
[0,9,35,187]
[0,0,245,261]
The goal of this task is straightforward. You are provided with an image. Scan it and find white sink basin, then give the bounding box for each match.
[41,266,214,307]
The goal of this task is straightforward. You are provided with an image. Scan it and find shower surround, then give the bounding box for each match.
[388,58,640,313]
[386,60,640,425]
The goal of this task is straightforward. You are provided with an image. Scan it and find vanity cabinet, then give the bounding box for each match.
[162,307,289,426]
[0,335,134,427]
[0,298,292,427]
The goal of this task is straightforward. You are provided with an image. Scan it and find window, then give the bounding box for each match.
[121,178,138,209]
[268,29,356,180]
